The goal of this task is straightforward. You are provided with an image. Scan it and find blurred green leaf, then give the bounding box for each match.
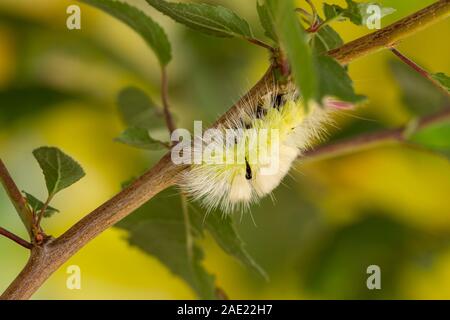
[116,188,215,299]
[256,0,277,42]
[323,0,361,24]
[389,60,449,116]
[409,119,450,158]
[300,213,450,299]
[116,187,265,298]
[79,0,172,66]
[116,127,168,150]
[117,87,164,129]
[0,9,155,83]
[33,147,86,197]
[315,55,366,104]
[266,0,316,106]
[431,72,450,94]
[301,215,412,299]
[23,192,59,218]
[189,205,267,280]
[0,86,80,126]
[145,0,253,39]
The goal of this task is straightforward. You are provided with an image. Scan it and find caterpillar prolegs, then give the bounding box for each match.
[179,85,335,213]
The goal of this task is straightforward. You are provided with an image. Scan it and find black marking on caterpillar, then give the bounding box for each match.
[240,119,252,129]
[245,158,252,180]
[273,94,284,110]
[256,105,267,119]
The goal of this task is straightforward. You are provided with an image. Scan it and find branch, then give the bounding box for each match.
[328,0,450,64]
[0,227,32,250]
[2,1,449,300]
[0,159,34,239]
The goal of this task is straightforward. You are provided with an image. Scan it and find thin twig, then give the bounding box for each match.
[0,227,32,250]
[1,1,449,300]
[305,0,320,31]
[390,47,449,96]
[0,159,34,238]
[246,38,275,51]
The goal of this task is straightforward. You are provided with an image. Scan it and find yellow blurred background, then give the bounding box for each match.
[0,0,449,299]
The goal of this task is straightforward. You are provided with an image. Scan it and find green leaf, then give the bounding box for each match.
[117,87,164,129]
[323,0,395,26]
[0,85,81,127]
[315,55,366,104]
[389,60,448,116]
[116,127,168,150]
[409,119,450,158]
[301,215,414,299]
[267,1,361,107]
[79,0,171,66]
[188,204,268,280]
[312,23,344,54]
[323,1,360,24]
[145,0,253,39]
[323,3,343,22]
[431,72,450,94]
[23,192,59,218]
[256,0,277,42]
[33,147,86,197]
[266,0,316,106]
[116,187,266,298]
[116,188,215,299]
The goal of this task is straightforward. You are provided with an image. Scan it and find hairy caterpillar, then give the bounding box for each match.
[179,85,339,213]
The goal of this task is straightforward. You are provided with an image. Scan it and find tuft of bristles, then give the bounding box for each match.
[180,85,333,213]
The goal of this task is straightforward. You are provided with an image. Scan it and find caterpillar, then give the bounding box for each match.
[179,84,339,213]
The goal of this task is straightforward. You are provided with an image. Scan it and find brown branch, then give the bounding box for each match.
[34,195,53,233]
[0,227,32,250]
[303,108,450,162]
[328,0,450,64]
[0,159,34,239]
[1,1,449,300]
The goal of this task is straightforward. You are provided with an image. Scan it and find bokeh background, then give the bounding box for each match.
[1,0,449,299]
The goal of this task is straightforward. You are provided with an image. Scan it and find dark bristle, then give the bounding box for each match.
[273,94,284,110]
[240,119,252,129]
[256,105,267,119]
[245,158,252,180]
